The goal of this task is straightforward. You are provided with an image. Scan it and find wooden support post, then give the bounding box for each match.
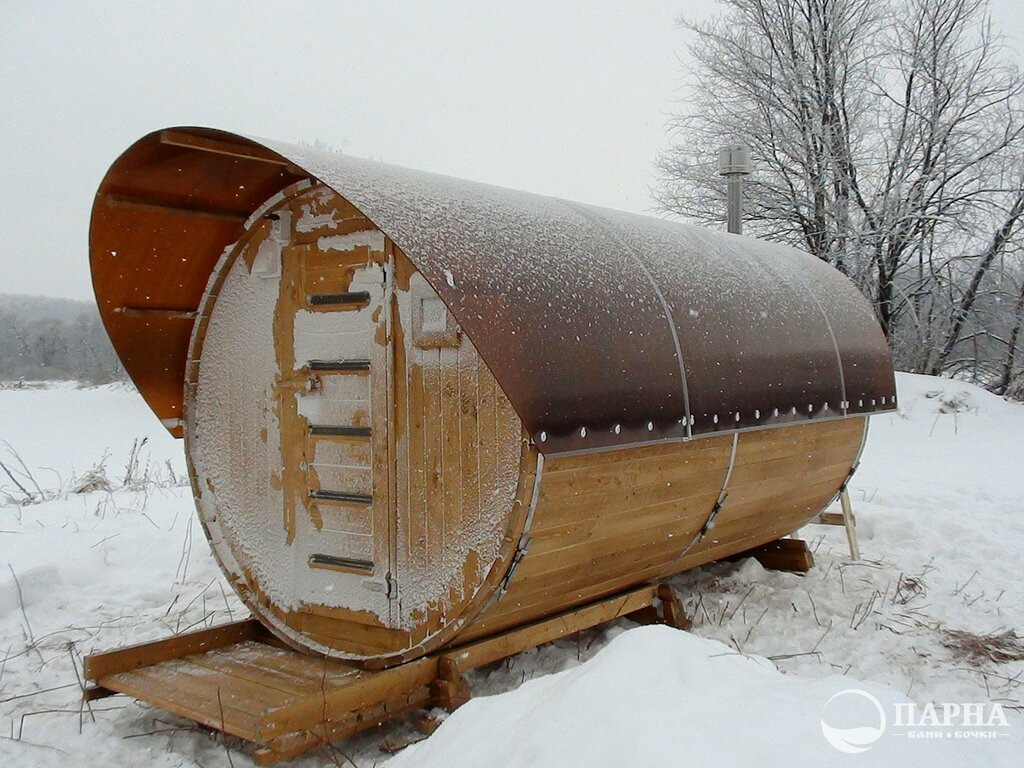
[839,487,860,561]
[431,656,471,712]
[730,538,814,572]
[656,584,692,630]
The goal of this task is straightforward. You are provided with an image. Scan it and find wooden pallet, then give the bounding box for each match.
[84,583,688,764]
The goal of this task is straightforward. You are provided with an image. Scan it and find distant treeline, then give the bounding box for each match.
[0,294,126,384]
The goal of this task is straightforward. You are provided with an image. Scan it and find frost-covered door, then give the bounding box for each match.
[278,233,396,625]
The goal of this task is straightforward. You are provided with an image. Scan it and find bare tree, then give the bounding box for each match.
[657,0,1024,383]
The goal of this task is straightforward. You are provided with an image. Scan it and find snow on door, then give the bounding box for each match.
[278,234,396,625]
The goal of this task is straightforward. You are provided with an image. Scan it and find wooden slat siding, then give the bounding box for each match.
[519,469,851,594]
[478,357,498,509]
[463,522,810,642]
[286,184,373,246]
[384,243,528,655]
[458,341,481,548]
[85,619,265,681]
[295,617,407,656]
[441,344,462,580]
[391,250,413,627]
[295,608,410,651]
[463,418,866,641]
[369,257,392,618]
[407,361,428,604]
[523,487,720,560]
[186,184,535,663]
[301,251,371,302]
[275,243,304,542]
[531,455,730,535]
[384,239,401,631]
[539,441,730,498]
[423,347,443,624]
[507,475,847,608]
[515,479,847,625]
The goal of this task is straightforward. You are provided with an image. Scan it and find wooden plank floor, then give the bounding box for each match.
[98,640,363,742]
[88,583,669,762]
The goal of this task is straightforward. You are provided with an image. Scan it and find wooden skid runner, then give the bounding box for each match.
[84,583,687,764]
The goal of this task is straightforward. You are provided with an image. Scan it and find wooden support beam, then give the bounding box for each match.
[84,617,265,681]
[256,658,436,742]
[730,538,814,573]
[623,605,662,626]
[253,687,431,766]
[114,306,198,321]
[814,511,845,526]
[431,656,471,712]
[83,685,117,701]
[442,584,658,674]
[104,193,250,223]
[159,130,306,175]
[656,584,692,630]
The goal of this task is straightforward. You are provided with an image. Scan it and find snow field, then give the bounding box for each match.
[0,374,1021,765]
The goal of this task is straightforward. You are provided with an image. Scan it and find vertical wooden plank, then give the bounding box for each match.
[391,247,415,630]
[457,342,481,526]
[384,240,400,617]
[275,241,306,545]
[422,348,443,633]
[370,260,392,607]
[477,354,497,509]
[407,362,427,581]
[440,345,462,560]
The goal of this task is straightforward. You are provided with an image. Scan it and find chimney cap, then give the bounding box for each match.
[718,145,752,176]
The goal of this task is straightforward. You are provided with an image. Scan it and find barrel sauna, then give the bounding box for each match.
[89,127,896,667]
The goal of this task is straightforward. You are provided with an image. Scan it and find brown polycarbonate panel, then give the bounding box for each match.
[264,142,692,453]
[789,255,898,414]
[89,127,896,454]
[89,130,307,429]
[585,206,847,435]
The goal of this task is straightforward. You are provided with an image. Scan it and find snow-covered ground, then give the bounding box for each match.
[0,374,1021,766]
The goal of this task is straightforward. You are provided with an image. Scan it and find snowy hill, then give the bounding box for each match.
[0,373,1021,765]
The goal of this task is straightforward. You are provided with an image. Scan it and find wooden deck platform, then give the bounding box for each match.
[85,583,686,763]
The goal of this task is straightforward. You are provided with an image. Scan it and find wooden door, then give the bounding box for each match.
[278,237,396,625]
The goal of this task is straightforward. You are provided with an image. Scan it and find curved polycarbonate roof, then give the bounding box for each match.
[90,127,895,454]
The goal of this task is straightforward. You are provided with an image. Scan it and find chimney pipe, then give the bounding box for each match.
[717,145,751,234]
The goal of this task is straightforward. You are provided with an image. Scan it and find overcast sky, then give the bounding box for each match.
[2,1,1022,301]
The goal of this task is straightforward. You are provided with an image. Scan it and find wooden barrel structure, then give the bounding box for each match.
[90,127,896,668]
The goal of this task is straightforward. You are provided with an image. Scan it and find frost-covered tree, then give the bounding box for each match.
[0,295,125,384]
[657,0,1024,381]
